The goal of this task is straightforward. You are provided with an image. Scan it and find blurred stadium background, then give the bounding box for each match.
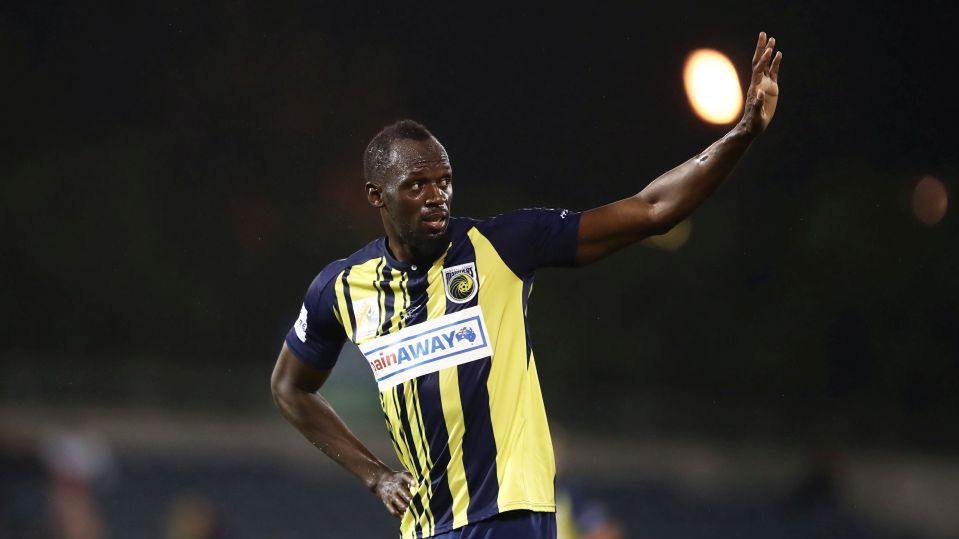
[2,1,957,538]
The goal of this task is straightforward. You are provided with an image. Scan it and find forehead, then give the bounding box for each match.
[388,137,451,176]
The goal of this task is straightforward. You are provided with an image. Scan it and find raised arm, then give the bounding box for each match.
[271,343,414,518]
[576,32,782,265]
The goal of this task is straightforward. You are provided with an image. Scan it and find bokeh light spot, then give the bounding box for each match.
[684,49,743,124]
[912,175,948,226]
[643,219,692,252]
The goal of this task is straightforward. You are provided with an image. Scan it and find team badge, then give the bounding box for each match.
[442,262,478,304]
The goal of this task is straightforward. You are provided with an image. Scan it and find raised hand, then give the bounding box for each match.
[372,469,416,518]
[741,31,783,134]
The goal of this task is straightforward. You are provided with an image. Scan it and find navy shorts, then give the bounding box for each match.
[431,510,556,539]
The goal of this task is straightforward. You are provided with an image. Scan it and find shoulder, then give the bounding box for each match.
[447,215,482,235]
[450,208,569,231]
[305,238,383,301]
[458,208,581,275]
[464,208,580,244]
[473,208,575,230]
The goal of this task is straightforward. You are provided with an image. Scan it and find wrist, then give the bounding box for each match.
[733,120,761,142]
[366,463,392,491]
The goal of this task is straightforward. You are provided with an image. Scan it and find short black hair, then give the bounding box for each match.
[363,119,435,184]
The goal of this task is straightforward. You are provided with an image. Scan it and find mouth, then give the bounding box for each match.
[420,211,449,234]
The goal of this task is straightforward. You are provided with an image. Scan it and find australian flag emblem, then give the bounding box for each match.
[455,327,476,343]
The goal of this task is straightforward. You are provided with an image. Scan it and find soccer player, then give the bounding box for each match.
[271,32,782,539]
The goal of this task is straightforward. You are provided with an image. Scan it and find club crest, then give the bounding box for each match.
[442,262,478,304]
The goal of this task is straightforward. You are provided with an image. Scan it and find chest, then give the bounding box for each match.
[340,230,522,348]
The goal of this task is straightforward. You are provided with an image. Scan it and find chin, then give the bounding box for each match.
[408,230,450,262]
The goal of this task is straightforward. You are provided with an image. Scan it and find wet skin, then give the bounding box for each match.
[366,137,454,265]
[273,30,783,521]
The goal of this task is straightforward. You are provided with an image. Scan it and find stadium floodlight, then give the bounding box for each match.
[683,49,743,124]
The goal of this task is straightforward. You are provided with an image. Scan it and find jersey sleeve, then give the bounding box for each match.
[477,208,581,278]
[284,265,347,370]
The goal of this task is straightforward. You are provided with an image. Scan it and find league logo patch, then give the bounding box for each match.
[442,262,478,304]
[352,296,380,341]
[294,304,308,342]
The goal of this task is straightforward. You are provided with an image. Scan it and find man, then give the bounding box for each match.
[272,32,782,539]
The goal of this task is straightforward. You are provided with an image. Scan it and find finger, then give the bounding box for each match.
[770,51,783,81]
[763,38,776,76]
[396,486,412,505]
[389,495,409,515]
[755,89,766,111]
[390,499,409,519]
[752,47,773,84]
[752,31,767,65]
[757,36,776,72]
[385,500,401,518]
[760,47,773,72]
[746,90,766,122]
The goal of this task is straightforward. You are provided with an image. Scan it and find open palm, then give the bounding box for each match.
[743,32,783,133]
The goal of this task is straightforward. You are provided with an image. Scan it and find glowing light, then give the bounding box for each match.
[912,175,948,226]
[643,219,692,251]
[683,49,743,124]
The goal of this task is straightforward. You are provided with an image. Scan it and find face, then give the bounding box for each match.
[368,137,453,261]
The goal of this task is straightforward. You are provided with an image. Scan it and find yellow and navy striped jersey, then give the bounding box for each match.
[286,208,581,538]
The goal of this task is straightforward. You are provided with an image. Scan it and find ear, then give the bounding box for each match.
[366,182,385,208]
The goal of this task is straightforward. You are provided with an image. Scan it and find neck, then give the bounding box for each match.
[383,227,449,267]
[381,213,448,265]
[385,233,415,264]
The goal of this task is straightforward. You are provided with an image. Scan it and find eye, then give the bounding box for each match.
[439,177,452,189]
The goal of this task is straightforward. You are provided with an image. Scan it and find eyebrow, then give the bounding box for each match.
[403,166,452,179]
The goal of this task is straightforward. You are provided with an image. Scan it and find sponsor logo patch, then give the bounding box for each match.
[442,262,478,304]
[400,303,424,322]
[358,306,492,391]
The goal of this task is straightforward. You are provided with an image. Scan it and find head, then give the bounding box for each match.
[364,120,453,263]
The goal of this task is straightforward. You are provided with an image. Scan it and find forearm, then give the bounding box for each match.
[273,385,390,490]
[577,32,780,265]
[638,123,756,229]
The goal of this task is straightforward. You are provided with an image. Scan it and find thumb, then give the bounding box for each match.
[753,89,766,112]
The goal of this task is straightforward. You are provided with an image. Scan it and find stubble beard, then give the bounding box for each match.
[385,195,450,264]
[404,227,449,264]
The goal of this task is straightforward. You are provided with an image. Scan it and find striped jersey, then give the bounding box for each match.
[285,208,581,538]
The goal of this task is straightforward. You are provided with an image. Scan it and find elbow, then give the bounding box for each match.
[633,193,681,236]
[271,378,304,420]
[646,202,683,236]
[270,367,290,409]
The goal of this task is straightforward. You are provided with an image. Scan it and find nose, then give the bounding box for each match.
[424,182,447,207]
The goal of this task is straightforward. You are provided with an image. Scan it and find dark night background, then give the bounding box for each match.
[2,1,957,538]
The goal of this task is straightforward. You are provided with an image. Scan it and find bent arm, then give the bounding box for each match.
[576,32,782,265]
[271,343,412,517]
[576,126,754,264]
